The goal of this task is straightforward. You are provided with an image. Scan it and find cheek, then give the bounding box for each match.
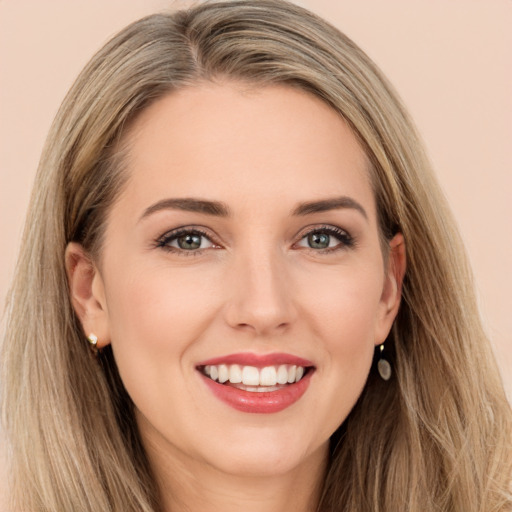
[298,266,383,427]
[102,264,221,401]
[318,287,379,381]
[106,262,218,343]
[302,263,384,349]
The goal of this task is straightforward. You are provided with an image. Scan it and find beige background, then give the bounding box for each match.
[0,0,510,406]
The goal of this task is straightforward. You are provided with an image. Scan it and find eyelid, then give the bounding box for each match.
[293,224,355,251]
[154,223,355,255]
[155,225,222,253]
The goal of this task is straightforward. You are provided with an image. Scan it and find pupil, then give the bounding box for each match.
[309,232,329,249]
[178,234,201,250]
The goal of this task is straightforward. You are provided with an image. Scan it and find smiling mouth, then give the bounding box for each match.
[198,364,311,392]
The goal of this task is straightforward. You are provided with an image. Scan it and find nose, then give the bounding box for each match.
[223,248,297,336]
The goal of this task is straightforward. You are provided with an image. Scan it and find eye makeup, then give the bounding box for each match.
[153,223,356,257]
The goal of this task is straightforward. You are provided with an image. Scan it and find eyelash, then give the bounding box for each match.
[295,225,355,253]
[155,227,216,256]
[155,225,355,255]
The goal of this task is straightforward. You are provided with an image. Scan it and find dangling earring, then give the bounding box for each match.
[87,333,99,356]
[377,343,392,381]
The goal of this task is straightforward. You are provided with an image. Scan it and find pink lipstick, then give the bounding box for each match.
[196,352,314,413]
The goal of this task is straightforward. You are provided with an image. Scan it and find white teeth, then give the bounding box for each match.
[276,365,289,385]
[229,364,242,384]
[260,366,277,386]
[242,366,260,386]
[218,364,229,383]
[242,385,281,392]
[201,363,308,386]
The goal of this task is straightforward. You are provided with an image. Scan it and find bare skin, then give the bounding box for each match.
[66,82,405,512]
[142,418,327,512]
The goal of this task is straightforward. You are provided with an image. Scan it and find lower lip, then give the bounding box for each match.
[200,371,313,414]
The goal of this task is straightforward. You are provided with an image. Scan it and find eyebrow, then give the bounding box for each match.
[292,196,368,220]
[140,195,368,221]
[140,198,231,221]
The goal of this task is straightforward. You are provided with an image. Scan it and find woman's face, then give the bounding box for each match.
[74,83,404,479]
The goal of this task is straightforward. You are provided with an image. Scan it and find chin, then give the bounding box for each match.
[197,424,329,478]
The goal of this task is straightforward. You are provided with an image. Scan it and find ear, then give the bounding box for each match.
[65,242,111,348]
[374,233,406,345]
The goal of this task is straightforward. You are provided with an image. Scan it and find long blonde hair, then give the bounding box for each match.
[2,1,511,510]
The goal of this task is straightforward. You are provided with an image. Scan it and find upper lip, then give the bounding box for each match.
[196,352,314,368]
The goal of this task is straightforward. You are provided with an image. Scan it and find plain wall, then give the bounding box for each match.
[1,1,510,391]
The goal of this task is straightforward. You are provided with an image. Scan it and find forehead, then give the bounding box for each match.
[119,82,376,220]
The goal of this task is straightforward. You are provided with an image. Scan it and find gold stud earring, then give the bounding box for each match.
[87,333,99,356]
[377,343,392,381]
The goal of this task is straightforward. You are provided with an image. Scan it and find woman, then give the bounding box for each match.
[1,0,511,510]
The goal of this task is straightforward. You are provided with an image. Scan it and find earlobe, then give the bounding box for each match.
[65,242,110,347]
[375,233,406,344]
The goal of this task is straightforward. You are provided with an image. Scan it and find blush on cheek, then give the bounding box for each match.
[312,286,377,336]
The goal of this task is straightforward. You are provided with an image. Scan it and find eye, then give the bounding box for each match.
[296,226,354,251]
[156,228,217,253]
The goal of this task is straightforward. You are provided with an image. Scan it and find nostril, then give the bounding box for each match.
[232,321,291,335]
